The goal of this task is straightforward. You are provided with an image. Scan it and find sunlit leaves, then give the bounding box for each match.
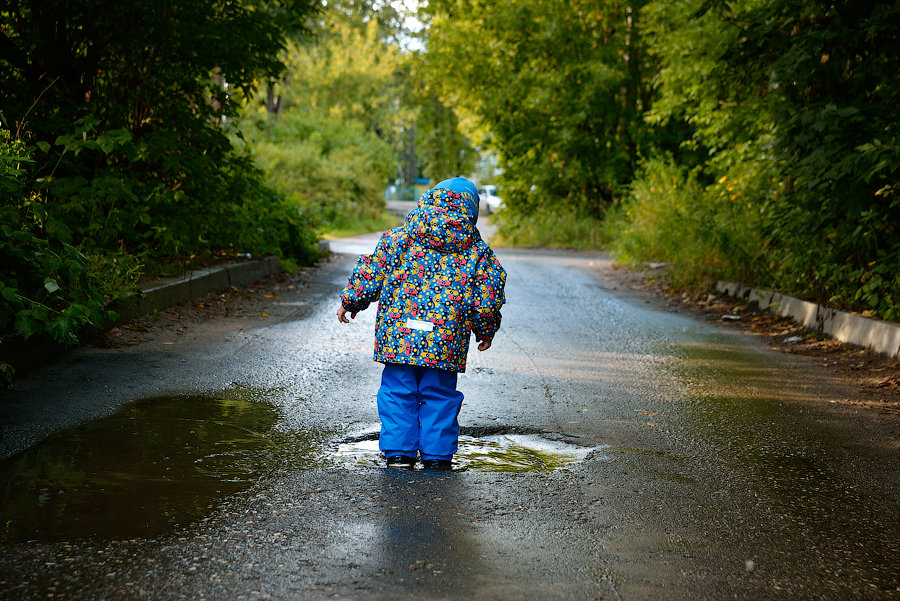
[0,0,323,345]
[612,0,900,320]
[421,0,653,218]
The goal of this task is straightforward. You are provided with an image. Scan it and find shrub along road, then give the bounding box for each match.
[1,236,898,600]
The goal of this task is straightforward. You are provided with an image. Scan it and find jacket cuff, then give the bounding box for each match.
[473,310,501,342]
[340,292,370,314]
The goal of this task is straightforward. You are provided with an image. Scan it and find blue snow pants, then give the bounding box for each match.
[377,363,464,461]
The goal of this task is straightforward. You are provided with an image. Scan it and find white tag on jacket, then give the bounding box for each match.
[405,319,434,332]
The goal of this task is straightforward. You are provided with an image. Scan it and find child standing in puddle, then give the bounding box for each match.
[337,177,507,470]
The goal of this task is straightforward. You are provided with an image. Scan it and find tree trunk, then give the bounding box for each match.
[266,83,283,118]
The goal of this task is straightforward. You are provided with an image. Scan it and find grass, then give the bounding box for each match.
[492,207,609,249]
[321,211,400,239]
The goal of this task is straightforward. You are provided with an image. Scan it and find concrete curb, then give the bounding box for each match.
[115,256,281,323]
[0,256,281,375]
[716,281,900,358]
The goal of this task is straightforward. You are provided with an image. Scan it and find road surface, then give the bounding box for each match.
[1,232,898,600]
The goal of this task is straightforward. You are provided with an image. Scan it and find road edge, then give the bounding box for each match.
[0,255,286,378]
[717,280,900,358]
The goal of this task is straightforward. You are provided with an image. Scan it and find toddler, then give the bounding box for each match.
[337,177,506,470]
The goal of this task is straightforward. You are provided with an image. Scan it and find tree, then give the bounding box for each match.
[611,0,900,319]
[420,0,656,219]
[642,0,900,317]
[414,93,477,182]
[0,0,322,345]
[243,3,409,230]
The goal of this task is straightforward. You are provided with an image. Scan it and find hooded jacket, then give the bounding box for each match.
[340,178,506,372]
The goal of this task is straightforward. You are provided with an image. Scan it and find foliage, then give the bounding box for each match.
[302,0,476,187]
[606,156,764,287]
[609,0,900,321]
[241,108,395,233]
[280,17,407,135]
[248,0,481,237]
[420,0,658,223]
[1,128,116,345]
[495,208,608,250]
[268,6,423,185]
[408,77,479,182]
[736,0,900,319]
[244,2,474,235]
[0,0,321,345]
[420,0,899,322]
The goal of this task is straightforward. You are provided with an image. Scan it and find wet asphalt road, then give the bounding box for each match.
[1,231,899,600]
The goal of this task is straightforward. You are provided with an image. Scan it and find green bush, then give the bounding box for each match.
[1,128,115,345]
[495,206,608,250]
[608,152,900,321]
[243,109,395,234]
[607,156,765,288]
[1,115,320,346]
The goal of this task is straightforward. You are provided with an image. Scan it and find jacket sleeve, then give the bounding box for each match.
[340,233,395,313]
[471,248,507,343]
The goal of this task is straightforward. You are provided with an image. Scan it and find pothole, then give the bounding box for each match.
[0,390,325,543]
[334,431,604,472]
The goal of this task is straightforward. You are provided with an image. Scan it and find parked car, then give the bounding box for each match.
[478,185,504,214]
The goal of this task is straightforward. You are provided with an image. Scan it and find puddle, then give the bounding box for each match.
[0,392,323,543]
[335,433,601,472]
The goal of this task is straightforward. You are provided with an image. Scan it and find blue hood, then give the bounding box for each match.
[406,185,479,252]
[430,177,479,225]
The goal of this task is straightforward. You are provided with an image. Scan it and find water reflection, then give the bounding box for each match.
[334,433,599,472]
[371,469,482,597]
[0,392,322,542]
[657,337,900,589]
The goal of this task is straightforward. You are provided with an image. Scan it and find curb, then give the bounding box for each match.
[0,256,282,375]
[716,281,900,358]
[114,256,281,323]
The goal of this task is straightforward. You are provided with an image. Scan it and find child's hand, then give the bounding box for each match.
[337,306,357,323]
[475,333,492,351]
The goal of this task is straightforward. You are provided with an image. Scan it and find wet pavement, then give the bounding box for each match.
[1,232,898,600]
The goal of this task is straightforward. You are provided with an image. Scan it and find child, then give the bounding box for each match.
[337,177,507,470]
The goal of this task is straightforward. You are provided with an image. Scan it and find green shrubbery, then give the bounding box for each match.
[1,115,321,347]
[607,157,765,289]
[1,127,113,345]
[242,109,395,234]
[495,207,607,250]
[1,0,321,348]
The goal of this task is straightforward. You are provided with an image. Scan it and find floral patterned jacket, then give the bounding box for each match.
[340,186,506,372]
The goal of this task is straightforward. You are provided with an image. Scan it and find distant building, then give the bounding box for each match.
[413,178,430,199]
[385,178,431,202]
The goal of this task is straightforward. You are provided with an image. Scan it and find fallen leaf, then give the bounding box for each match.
[261,313,270,317]
[876,376,899,388]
